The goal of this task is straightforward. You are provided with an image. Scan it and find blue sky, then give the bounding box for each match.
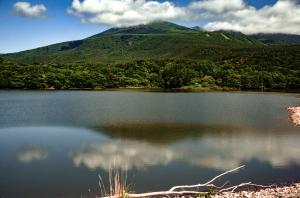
[0,0,108,53]
[0,0,296,53]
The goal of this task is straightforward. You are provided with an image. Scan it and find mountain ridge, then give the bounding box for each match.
[96,21,197,36]
[2,21,298,64]
[250,33,300,44]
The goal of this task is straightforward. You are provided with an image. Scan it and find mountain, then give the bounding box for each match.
[214,30,261,44]
[250,33,300,44]
[98,21,196,35]
[3,21,263,63]
[191,26,205,31]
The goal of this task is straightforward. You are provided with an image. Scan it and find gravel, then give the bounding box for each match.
[213,183,300,198]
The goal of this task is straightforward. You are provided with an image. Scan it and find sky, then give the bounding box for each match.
[0,0,299,53]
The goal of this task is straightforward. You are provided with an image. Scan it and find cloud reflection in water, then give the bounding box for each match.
[72,140,178,170]
[71,129,300,171]
[185,132,300,170]
[17,147,48,163]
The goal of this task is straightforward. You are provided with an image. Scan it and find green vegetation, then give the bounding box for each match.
[2,21,262,64]
[251,33,300,44]
[1,21,299,91]
[1,44,299,90]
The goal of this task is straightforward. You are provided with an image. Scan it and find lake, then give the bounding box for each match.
[0,90,299,198]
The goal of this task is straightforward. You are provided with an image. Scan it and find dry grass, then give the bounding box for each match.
[98,165,129,198]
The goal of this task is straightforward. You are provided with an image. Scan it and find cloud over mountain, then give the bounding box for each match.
[13,1,47,18]
[67,0,185,27]
[68,0,300,35]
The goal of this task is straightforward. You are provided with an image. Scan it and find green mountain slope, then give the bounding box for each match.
[97,21,196,35]
[250,33,300,44]
[4,21,263,63]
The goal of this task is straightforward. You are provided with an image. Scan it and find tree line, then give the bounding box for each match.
[0,46,299,90]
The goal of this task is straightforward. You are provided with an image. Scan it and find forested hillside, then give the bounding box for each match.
[251,33,300,44]
[1,21,299,90]
[1,45,299,90]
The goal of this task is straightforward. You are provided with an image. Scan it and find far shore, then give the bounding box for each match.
[1,87,300,93]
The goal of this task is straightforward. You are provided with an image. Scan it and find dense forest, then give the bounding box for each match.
[1,45,299,90]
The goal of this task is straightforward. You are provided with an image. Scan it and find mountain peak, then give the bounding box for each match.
[191,26,205,31]
[93,21,195,37]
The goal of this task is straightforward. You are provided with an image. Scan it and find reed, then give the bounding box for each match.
[98,165,129,198]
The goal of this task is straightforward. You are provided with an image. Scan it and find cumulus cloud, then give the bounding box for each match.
[204,0,300,34]
[189,0,245,14]
[13,1,47,18]
[67,0,185,27]
[68,0,300,34]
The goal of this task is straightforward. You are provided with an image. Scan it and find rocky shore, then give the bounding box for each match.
[288,106,300,125]
[213,183,300,198]
[158,183,300,198]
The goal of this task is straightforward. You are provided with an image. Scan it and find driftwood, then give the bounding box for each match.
[100,165,273,198]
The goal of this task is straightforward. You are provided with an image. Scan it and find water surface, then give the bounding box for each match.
[0,90,299,198]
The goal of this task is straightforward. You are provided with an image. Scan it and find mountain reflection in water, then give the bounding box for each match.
[71,123,300,171]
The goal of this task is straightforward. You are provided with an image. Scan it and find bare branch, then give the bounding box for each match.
[219,182,275,193]
[169,165,245,191]
[98,165,276,198]
[101,190,208,198]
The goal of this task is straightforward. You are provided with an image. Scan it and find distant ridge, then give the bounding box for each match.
[191,26,205,31]
[250,33,300,44]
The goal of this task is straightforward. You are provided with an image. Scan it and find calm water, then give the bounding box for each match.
[0,90,300,198]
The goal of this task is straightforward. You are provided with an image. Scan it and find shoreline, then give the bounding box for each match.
[1,87,300,93]
[136,183,300,198]
[97,165,300,198]
[213,182,300,198]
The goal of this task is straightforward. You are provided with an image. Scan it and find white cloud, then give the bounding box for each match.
[68,0,300,34]
[204,0,300,34]
[67,0,185,27]
[189,0,245,14]
[13,1,47,18]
